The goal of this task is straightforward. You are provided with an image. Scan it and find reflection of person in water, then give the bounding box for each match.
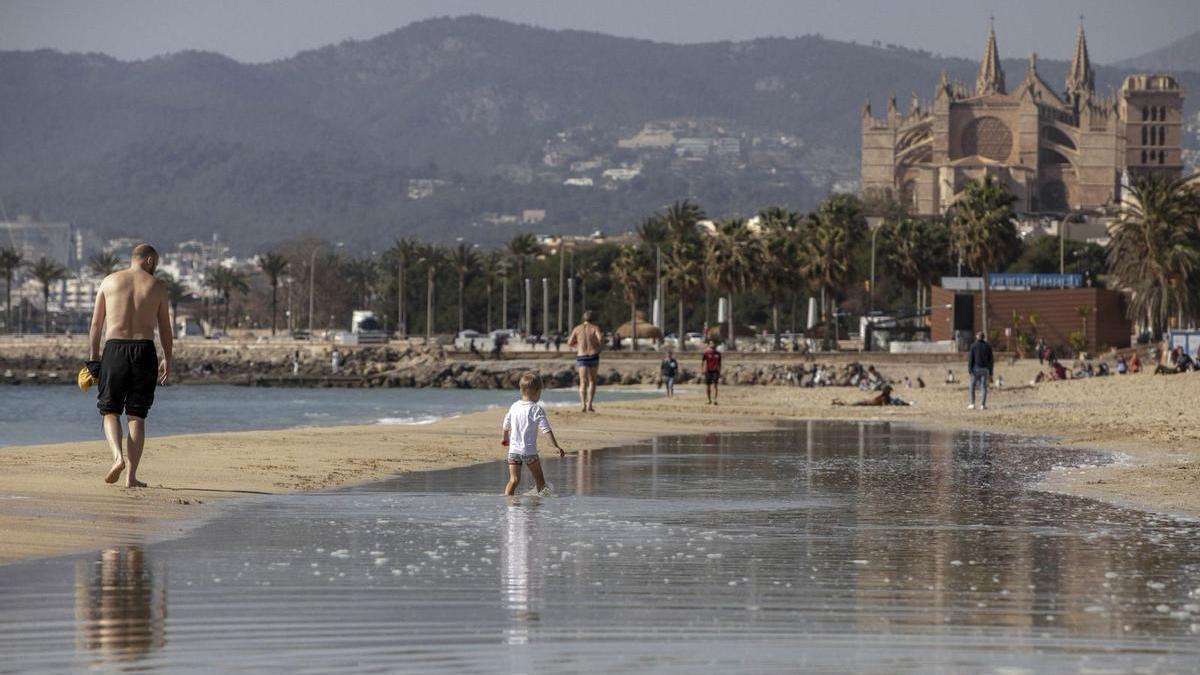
[75,545,167,661]
[502,502,537,649]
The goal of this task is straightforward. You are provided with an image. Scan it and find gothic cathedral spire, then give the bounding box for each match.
[1065,21,1095,100]
[975,22,1007,96]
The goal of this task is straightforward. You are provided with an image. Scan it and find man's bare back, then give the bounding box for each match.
[95,269,168,342]
[567,321,603,356]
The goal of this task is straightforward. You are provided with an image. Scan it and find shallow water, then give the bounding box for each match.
[0,385,653,446]
[1,422,1198,672]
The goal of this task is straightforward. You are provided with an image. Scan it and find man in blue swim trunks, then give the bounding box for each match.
[567,311,603,412]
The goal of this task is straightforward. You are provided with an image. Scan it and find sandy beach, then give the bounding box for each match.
[2,357,1198,564]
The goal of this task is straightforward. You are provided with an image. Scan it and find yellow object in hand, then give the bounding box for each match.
[78,365,96,392]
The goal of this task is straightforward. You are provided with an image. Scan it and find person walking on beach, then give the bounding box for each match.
[702,341,722,405]
[967,331,994,410]
[567,311,603,412]
[87,243,172,488]
[501,372,566,496]
[660,350,679,398]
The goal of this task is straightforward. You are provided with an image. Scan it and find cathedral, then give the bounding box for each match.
[861,24,1185,216]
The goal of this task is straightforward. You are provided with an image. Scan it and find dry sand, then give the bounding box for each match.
[2,357,1197,564]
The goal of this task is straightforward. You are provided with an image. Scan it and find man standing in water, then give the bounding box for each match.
[567,310,602,412]
[87,244,173,488]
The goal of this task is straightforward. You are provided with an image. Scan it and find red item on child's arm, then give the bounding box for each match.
[501,439,509,446]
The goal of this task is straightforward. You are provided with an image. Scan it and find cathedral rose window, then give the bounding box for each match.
[961,116,1013,161]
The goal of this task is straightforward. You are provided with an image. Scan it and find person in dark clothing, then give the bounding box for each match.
[967,331,994,410]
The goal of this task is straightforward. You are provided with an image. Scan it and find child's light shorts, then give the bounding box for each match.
[507,453,540,465]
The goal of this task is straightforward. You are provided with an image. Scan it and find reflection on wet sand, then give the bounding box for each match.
[74,546,166,663]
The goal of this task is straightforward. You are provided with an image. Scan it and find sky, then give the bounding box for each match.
[1,0,1197,65]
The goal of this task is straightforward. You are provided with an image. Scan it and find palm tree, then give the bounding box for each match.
[801,194,866,349]
[949,176,1019,339]
[758,206,807,349]
[664,243,703,349]
[506,233,541,332]
[386,237,421,339]
[611,245,652,349]
[885,216,951,313]
[419,245,444,339]
[29,257,68,333]
[342,256,378,310]
[636,214,670,249]
[157,271,189,332]
[576,258,600,315]
[450,242,480,333]
[204,266,250,332]
[479,251,506,333]
[257,251,290,336]
[661,200,706,246]
[89,251,123,278]
[1107,174,1200,337]
[705,218,763,349]
[0,247,24,332]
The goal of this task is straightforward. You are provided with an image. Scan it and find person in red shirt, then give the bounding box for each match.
[701,341,722,405]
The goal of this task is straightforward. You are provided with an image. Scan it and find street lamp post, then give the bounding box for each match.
[1060,205,1085,275]
[866,217,885,314]
[307,247,318,334]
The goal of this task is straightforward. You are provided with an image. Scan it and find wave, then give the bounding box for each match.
[376,416,441,426]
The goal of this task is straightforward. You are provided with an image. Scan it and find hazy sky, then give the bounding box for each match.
[2,0,1197,64]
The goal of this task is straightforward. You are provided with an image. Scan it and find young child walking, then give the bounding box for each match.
[502,372,566,496]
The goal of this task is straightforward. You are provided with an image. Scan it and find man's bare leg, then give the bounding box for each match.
[124,417,148,488]
[577,367,588,412]
[102,414,125,483]
[585,367,597,411]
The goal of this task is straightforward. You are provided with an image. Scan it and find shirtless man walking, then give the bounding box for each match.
[87,244,173,488]
[567,310,603,412]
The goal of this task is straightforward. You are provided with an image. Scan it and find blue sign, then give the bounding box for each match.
[988,273,1082,290]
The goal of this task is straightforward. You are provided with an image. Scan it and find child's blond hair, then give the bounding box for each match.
[519,371,543,398]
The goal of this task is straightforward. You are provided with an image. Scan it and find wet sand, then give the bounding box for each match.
[2,358,1197,564]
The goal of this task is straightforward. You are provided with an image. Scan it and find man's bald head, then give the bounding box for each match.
[131,243,158,273]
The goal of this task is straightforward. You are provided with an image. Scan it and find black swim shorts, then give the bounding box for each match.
[575,353,600,369]
[97,339,158,418]
[705,371,721,385]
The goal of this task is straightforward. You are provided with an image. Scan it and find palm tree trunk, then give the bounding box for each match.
[580,279,587,313]
[270,282,278,336]
[398,260,406,339]
[426,267,434,339]
[677,297,684,352]
[42,286,49,334]
[630,293,637,351]
[980,272,990,340]
[5,278,12,334]
[772,300,780,351]
[457,273,465,333]
[502,277,508,329]
[727,293,735,350]
[486,281,493,333]
[224,292,231,332]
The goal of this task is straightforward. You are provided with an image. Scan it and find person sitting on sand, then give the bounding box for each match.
[87,243,172,489]
[1116,354,1128,374]
[1050,359,1069,381]
[945,369,956,384]
[702,341,722,405]
[1129,351,1142,373]
[501,372,567,496]
[832,384,913,407]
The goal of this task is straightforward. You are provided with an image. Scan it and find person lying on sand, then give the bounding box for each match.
[831,385,913,407]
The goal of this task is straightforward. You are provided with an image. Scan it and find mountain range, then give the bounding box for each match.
[1,16,1196,253]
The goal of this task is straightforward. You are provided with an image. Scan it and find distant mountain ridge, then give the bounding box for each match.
[1114,31,1200,72]
[1,15,1196,252]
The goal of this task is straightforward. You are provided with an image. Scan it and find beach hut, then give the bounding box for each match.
[614,311,663,340]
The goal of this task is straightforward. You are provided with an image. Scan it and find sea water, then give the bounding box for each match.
[0,385,654,447]
[0,421,1197,672]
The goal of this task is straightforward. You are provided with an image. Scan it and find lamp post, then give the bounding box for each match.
[1060,205,1085,275]
[866,217,885,314]
[307,246,319,334]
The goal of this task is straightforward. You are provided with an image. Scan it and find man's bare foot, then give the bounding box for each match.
[587,406,595,412]
[104,460,125,484]
[125,478,147,488]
